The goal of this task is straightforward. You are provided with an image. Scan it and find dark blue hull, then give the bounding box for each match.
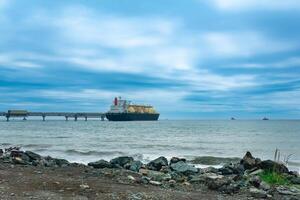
[106,113,159,121]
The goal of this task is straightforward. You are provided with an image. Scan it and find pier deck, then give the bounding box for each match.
[1,111,106,121]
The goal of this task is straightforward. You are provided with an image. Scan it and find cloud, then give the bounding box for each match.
[229,57,300,69]
[211,0,300,11]
[200,32,295,57]
[0,54,42,68]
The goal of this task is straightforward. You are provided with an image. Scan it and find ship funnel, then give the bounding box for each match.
[114,97,118,106]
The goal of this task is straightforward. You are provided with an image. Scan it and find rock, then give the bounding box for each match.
[249,176,261,188]
[147,156,168,171]
[12,157,27,165]
[202,167,219,174]
[53,158,69,167]
[249,187,267,198]
[219,166,234,175]
[170,161,198,175]
[25,151,42,161]
[110,156,134,168]
[291,177,300,185]
[259,181,271,191]
[170,171,186,182]
[188,175,206,184]
[219,183,240,194]
[149,180,162,186]
[147,170,171,182]
[139,168,149,176]
[129,161,143,172]
[276,186,300,196]
[88,160,113,169]
[259,160,289,174]
[80,184,90,190]
[206,176,231,190]
[183,181,191,186]
[170,157,186,164]
[127,175,136,181]
[240,151,257,170]
[249,169,264,176]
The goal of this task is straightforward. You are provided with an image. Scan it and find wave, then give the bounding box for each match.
[22,144,52,148]
[64,149,124,156]
[190,156,241,165]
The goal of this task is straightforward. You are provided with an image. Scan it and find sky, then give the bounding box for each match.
[0,0,300,119]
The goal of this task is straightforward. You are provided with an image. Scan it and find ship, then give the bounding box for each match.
[106,97,160,121]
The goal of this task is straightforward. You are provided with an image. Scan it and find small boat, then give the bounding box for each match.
[231,117,236,120]
[262,117,269,120]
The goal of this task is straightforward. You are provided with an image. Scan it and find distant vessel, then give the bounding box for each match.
[262,117,269,120]
[106,97,160,121]
[231,117,236,120]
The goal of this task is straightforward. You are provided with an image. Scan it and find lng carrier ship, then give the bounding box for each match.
[106,97,160,121]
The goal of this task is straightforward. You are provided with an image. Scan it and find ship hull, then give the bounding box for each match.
[106,113,159,121]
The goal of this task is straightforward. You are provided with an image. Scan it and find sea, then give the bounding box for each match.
[0,120,299,171]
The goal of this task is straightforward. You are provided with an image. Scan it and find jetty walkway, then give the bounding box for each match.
[0,110,106,121]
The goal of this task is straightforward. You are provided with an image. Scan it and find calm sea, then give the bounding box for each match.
[0,120,299,171]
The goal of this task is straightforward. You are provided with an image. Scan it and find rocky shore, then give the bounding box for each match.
[0,147,299,199]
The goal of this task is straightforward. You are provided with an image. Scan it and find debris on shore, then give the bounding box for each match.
[0,147,299,199]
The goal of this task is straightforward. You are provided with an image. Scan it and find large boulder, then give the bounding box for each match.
[129,161,143,172]
[170,161,198,175]
[170,157,186,165]
[88,159,113,169]
[110,156,134,168]
[25,151,42,161]
[240,152,258,170]
[259,160,289,174]
[147,156,168,171]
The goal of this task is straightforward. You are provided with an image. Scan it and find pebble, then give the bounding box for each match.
[127,175,136,181]
[80,183,90,190]
[149,180,162,186]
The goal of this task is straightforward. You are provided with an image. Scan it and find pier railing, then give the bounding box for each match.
[0,111,106,121]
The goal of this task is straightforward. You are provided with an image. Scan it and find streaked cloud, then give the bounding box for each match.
[211,0,300,11]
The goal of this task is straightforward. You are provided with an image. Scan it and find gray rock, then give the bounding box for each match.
[249,187,267,198]
[149,180,162,186]
[129,161,143,172]
[219,183,240,194]
[291,177,300,185]
[53,158,69,167]
[110,156,134,168]
[170,157,186,164]
[249,175,261,188]
[259,160,289,174]
[259,181,271,191]
[170,161,198,175]
[88,160,113,169]
[170,171,186,182]
[276,186,300,196]
[206,176,231,190]
[219,166,234,175]
[188,175,206,184]
[202,167,219,174]
[25,151,42,161]
[240,151,257,170]
[147,156,168,171]
[147,170,171,182]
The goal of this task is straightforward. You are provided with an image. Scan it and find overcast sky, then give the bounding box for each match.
[1,0,300,119]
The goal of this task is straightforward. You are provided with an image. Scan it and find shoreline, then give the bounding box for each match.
[1,147,300,199]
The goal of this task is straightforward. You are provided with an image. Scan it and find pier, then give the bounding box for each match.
[0,110,106,121]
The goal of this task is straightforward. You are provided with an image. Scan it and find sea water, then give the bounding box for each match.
[0,120,299,171]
